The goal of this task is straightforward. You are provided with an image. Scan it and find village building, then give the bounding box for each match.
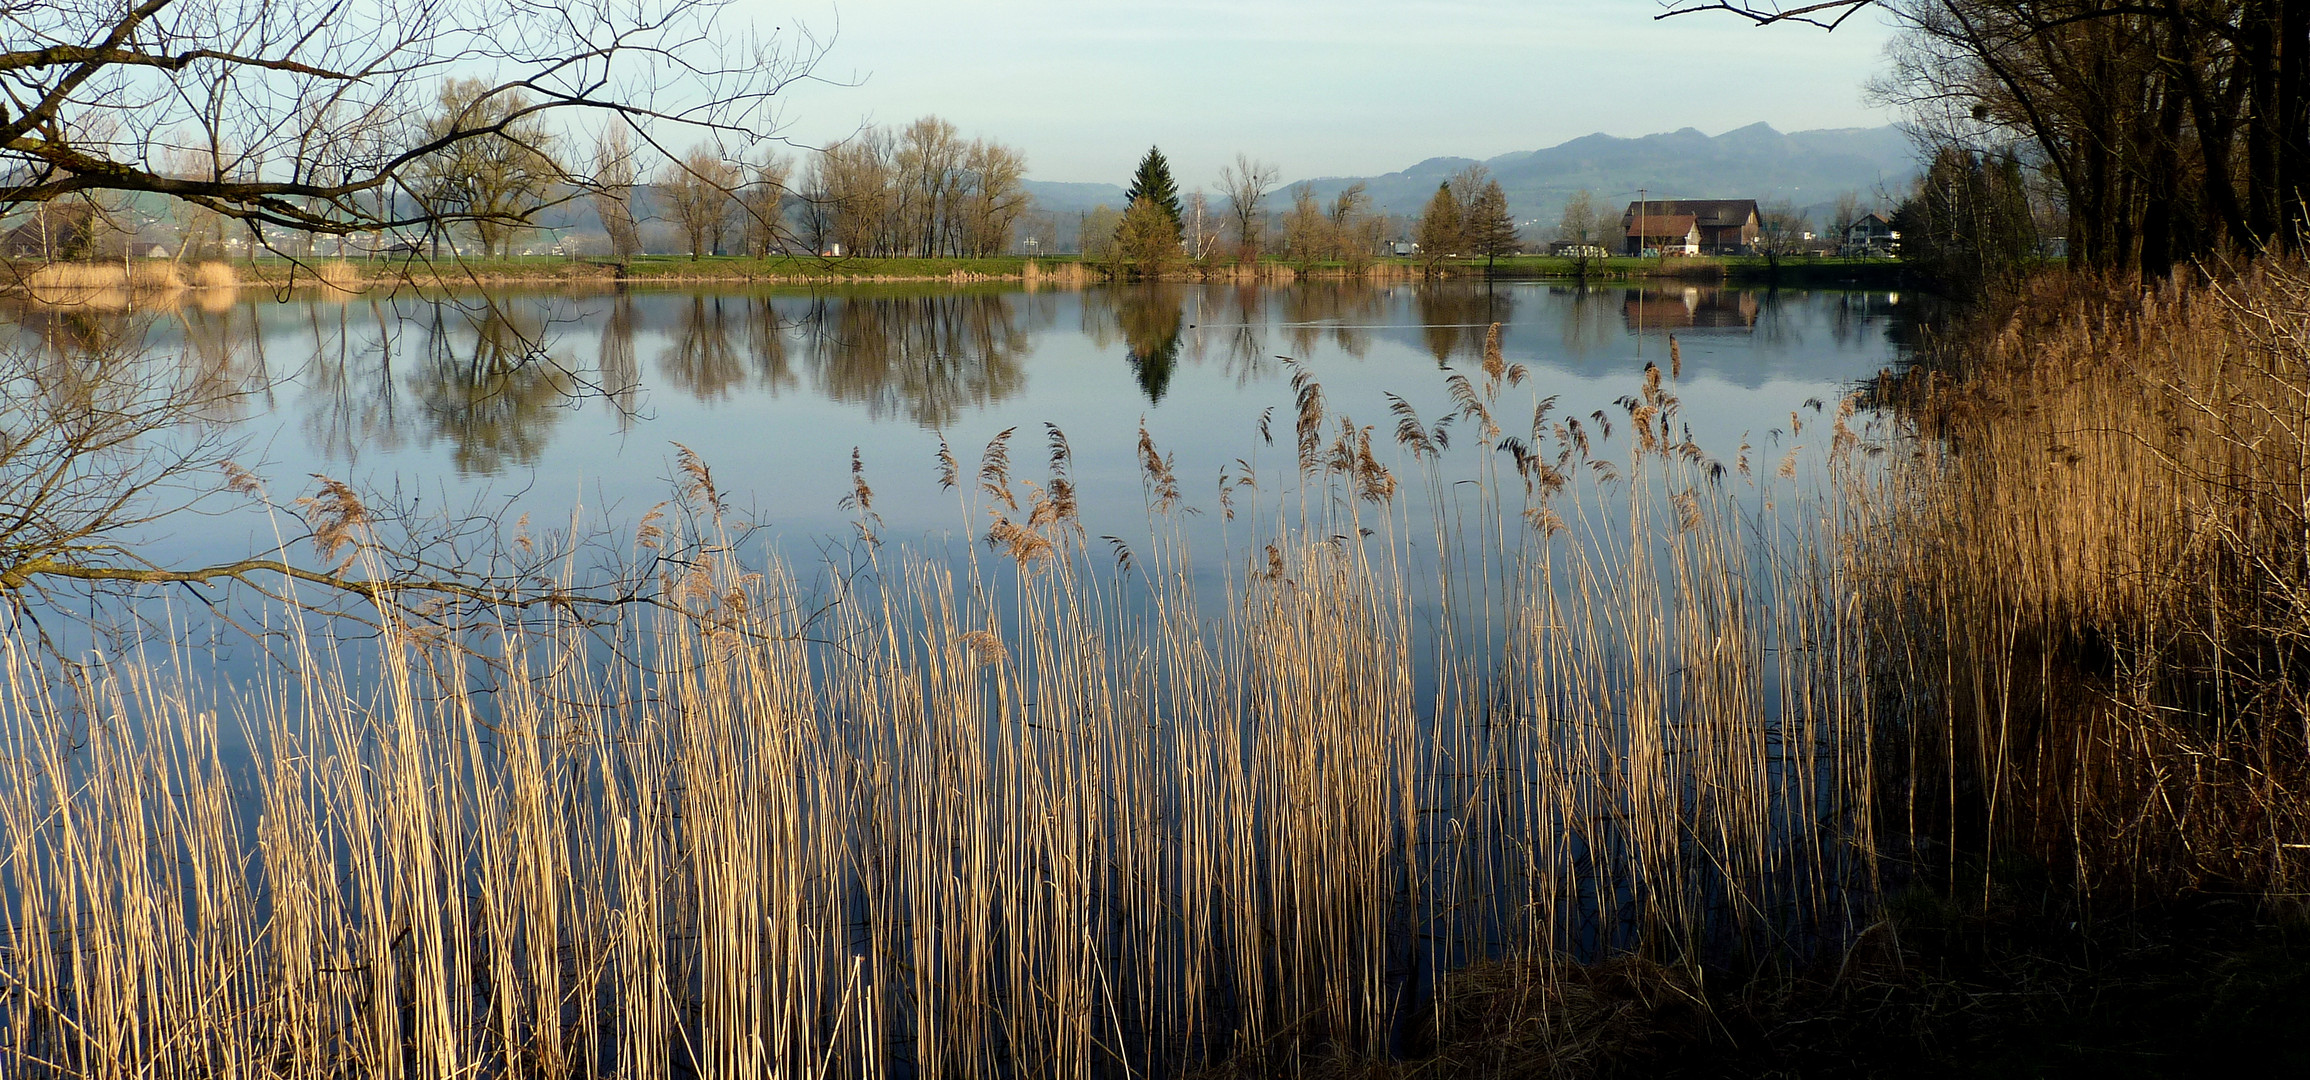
[1624,213,1700,256]
[1845,211,1897,256]
[1619,199,1760,255]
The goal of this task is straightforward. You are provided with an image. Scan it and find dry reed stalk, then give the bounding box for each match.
[1855,260,2310,899]
[193,261,240,289]
[314,260,363,293]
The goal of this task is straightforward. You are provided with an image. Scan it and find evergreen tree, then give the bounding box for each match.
[1115,196,1188,278]
[1466,179,1519,272]
[1123,146,1184,238]
[1416,181,1463,273]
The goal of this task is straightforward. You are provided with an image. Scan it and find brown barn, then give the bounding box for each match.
[1620,199,1761,255]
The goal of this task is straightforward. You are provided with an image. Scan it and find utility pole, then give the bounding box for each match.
[1639,187,1648,257]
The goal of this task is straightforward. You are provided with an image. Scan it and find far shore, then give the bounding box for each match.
[0,251,1911,298]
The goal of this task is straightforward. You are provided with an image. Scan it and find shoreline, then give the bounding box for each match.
[2,253,1913,298]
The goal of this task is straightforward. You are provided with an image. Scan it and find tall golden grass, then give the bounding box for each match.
[15,261,184,308]
[1854,260,2310,898]
[193,261,241,289]
[0,321,1888,1075]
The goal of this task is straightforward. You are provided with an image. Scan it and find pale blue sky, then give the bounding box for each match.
[755,1,1899,186]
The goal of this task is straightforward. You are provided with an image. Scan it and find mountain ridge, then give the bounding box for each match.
[1024,122,1920,233]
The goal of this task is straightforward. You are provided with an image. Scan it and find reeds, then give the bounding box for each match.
[193,261,241,289]
[0,321,1885,1077]
[15,261,184,308]
[1852,260,2310,899]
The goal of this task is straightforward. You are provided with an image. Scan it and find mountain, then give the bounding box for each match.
[1021,179,1129,217]
[1189,123,1920,233]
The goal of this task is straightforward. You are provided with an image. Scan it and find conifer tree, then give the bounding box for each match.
[1466,179,1520,272]
[1124,146,1184,239]
[1416,181,1463,273]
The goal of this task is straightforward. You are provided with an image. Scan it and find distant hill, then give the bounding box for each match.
[1019,179,1130,217]
[1297,122,1920,232]
[1030,123,1922,236]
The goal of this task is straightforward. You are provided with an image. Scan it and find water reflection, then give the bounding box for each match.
[2,284,1923,495]
[2,298,268,427]
[1115,286,1184,402]
[796,291,1034,428]
[1620,286,1760,333]
[1413,285,1518,365]
[411,300,576,475]
[1277,282,1386,360]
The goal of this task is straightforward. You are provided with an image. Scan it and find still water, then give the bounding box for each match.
[32,281,1910,584]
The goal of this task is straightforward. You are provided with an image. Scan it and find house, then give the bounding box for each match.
[1624,213,1700,257]
[1620,199,1760,255]
[1845,212,1897,256]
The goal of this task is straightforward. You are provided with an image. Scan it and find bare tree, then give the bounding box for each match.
[589,127,645,260]
[0,1,822,253]
[1756,198,1813,273]
[1183,190,1214,260]
[956,140,1029,257]
[1217,154,1279,262]
[1666,1,2310,273]
[1281,183,1329,266]
[1829,190,1864,252]
[1555,190,1608,277]
[665,145,741,259]
[1328,182,1382,270]
[795,118,1030,258]
[738,154,792,257]
[412,78,562,258]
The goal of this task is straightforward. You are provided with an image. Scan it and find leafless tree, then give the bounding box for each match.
[1329,183,1382,269]
[412,78,561,258]
[1664,1,2310,273]
[1756,198,1813,272]
[801,117,1028,257]
[590,127,644,259]
[0,0,823,252]
[737,154,792,257]
[1217,154,1279,262]
[665,144,740,259]
[1281,183,1328,265]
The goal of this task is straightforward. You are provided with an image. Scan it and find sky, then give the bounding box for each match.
[753,1,1902,187]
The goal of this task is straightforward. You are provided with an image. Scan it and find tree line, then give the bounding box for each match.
[1673,0,2310,281]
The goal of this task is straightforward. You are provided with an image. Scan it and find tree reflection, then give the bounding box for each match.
[1414,284,1517,366]
[1277,281,1383,360]
[598,293,641,429]
[1115,285,1185,403]
[1192,283,1274,385]
[795,291,1032,428]
[659,295,748,400]
[1550,285,1617,358]
[298,298,408,461]
[745,297,796,394]
[409,299,576,476]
